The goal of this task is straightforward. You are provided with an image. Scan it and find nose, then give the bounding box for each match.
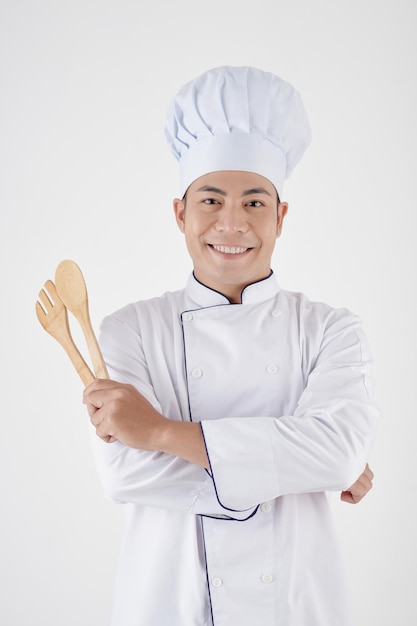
[215,204,248,233]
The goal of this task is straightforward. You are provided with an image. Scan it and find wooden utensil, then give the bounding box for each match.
[55,260,109,380]
[36,280,95,387]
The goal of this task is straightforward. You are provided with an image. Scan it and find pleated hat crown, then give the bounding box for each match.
[164,66,311,198]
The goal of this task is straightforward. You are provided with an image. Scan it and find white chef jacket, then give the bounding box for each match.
[90,272,379,626]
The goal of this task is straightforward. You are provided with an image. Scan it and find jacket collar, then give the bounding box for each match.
[185,272,280,308]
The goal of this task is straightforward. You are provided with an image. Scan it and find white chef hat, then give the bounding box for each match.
[164,66,311,198]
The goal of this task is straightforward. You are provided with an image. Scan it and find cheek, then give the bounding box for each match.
[183,224,204,253]
[187,214,211,236]
[260,220,279,242]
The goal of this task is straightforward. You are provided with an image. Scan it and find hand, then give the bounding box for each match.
[83,379,166,449]
[83,379,209,467]
[340,463,374,504]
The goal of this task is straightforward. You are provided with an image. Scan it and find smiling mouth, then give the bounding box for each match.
[210,245,250,255]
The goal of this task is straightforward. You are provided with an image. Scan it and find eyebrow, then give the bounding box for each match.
[196,185,273,197]
[196,185,227,195]
[242,187,273,197]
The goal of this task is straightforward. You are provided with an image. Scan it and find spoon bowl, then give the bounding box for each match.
[55,260,109,380]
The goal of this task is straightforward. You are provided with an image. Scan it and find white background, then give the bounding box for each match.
[1,1,416,624]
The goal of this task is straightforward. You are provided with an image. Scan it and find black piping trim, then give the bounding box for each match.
[192,272,233,304]
[182,304,230,317]
[200,504,260,626]
[181,291,259,521]
[192,270,274,305]
[240,269,274,301]
[180,314,193,423]
[200,505,259,522]
[200,517,215,626]
[200,423,259,517]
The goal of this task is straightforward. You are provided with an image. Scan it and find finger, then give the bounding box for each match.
[341,478,373,504]
[348,480,372,500]
[87,401,104,426]
[85,378,118,391]
[340,488,367,504]
[356,464,374,484]
[90,413,115,442]
[340,490,357,504]
[95,425,119,445]
[83,392,104,409]
[98,434,113,443]
[363,463,374,481]
[355,473,373,492]
[348,477,368,495]
[95,417,110,440]
[346,469,373,494]
[86,403,99,419]
[82,378,121,404]
[90,409,102,428]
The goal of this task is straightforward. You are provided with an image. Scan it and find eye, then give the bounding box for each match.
[202,198,219,205]
[246,200,264,207]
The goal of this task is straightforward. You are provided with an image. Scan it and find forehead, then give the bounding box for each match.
[188,170,277,195]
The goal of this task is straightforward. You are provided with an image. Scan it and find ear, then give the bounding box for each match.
[276,202,288,237]
[173,198,186,233]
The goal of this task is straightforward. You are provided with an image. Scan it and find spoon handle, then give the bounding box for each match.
[51,322,96,386]
[75,306,109,379]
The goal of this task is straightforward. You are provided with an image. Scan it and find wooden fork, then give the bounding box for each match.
[36,279,95,387]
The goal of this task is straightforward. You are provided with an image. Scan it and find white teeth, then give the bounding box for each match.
[212,245,248,254]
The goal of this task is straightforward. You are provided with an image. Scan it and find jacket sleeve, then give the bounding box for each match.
[89,307,256,520]
[200,309,379,511]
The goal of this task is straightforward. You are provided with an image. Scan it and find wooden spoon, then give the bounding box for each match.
[55,260,109,379]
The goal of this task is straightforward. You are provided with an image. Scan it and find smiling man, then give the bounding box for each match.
[173,171,287,303]
[84,67,378,626]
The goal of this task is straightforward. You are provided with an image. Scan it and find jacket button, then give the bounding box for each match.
[211,577,223,587]
[266,364,278,374]
[260,502,272,513]
[271,309,282,317]
[261,573,274,584]
[191,368,203,378]
[182,312,193,321]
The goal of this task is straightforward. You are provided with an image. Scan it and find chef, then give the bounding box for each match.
[84,66,379,626]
